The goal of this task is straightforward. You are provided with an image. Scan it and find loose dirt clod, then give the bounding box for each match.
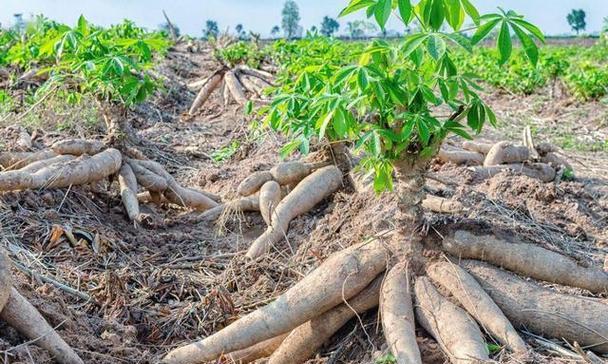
[414,277,490,364]
[246,165,342,259]
[380,263,422,364]
[464,260,608,353]
[163,239,388,364]
[443,230,608,294]
[426,261,527,354]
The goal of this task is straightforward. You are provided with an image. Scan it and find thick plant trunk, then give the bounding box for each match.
[392,156,430,270]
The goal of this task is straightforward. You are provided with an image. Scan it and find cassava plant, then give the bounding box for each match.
[163,1,608,364]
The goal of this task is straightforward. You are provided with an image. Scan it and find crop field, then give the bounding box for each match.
[0,1,607,364]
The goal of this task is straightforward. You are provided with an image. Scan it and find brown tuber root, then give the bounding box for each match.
[267,276,383,364]
[237,171,273,196]
[470,163,556,182]
[462,141,493,154]
[128,159,169,192]
[0,150,58,170]
[163,239,388,364]
[422,195,464,214]
[484,142,530,167]
[464,260,608,353]
[118,163,141,222]
[246,165,342,259]
[259,180,281,226]
[235,65,274,84]
[226,334,288,363]
[426,261,528,354]
[437,149,484,165]
[0,148,122,191]
[194,194,260,223]
[188,70,224,115]
[380,264,422,364]
[269,161,328,186]
[414,277,490,364]
[443,230,608,294]
[224,71,248,105]
[51,139,105,156]
[0,249,83,364]
[18,155,76,173]
[542,152,572,171]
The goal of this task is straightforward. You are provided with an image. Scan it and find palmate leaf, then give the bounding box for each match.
[339,0,376,17]
[397,0,413,24]
[511,23,538,65]
[374,0,393,29]
[497,21,512,65]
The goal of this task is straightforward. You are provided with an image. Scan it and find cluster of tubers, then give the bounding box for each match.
[0,249,83,364]
[0,138,219,225]
[163,229,608,364]
[193,160,342,260]
[438,132,572,183]
[187,65,273,115]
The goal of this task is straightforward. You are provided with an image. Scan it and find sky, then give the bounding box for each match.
[0,0,606,37]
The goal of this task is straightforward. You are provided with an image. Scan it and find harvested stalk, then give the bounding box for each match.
[470,163,555,182]
[0,150,58,170]
[226,334,288,363]
[522,126,540,159]
[437,149,484,165]
[162,239,388,364]
[380,264,422,364]
[19,155,76,173]
[414,277,489,364]
[51,139,105,156]
[224,71,247,105]
[259,181,281,226]
[118,164,140,222]
[0,148,122,191]
[484,142,529,166]
[422,195,464,214]
[188,70,224,115]
[462,141,493,154]
[267,276,383,364]
[443,230,608,294]
[237,171,273,196]
[427,261,527,354]
[464,260,608,353]
[246,166,342,259]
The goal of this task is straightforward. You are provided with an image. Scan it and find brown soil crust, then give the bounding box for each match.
[0,42,607,363]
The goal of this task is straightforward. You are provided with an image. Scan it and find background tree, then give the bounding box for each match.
[345,20,376,39]
[320,16,340,37]
[159,22,181,38]
[567,9,586,35]
[281,0,301,39]
[12,13,25,33]
[235,23,247,39]
[204,20,219,39]
[271,25,281,38]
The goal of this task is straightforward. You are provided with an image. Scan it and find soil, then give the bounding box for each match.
[0,42,607,364]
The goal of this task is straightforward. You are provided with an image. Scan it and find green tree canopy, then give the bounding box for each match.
[320,16,340,37]
[281,0,301,39]
[567,9,586,35]
[204,20,219,39]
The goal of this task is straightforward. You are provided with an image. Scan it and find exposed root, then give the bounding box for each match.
[235,65,274,84]
[128,159,169,192]
[246,165,342,259]
[443,230,608,294]
[18,155,76,173]
[469,163,556,182]
[0,150,58,170]
[163,239,388,364]
[484,141,530,166]
[118,163,141,223]
[414,276,490,364]
[259,180,281,226]
[224,71,248,105]
[380,263,421,364]
[421,195,465,214]
[426,261,528,354]
[51,139,105,156]
[464,260,608,353]
[225,334,288,363]
[188,69,225,115]
[237,171,273,196]
[437,149,484,165]
[462,141,493,154]
[0,249,83,364]
[267,276,383,364]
